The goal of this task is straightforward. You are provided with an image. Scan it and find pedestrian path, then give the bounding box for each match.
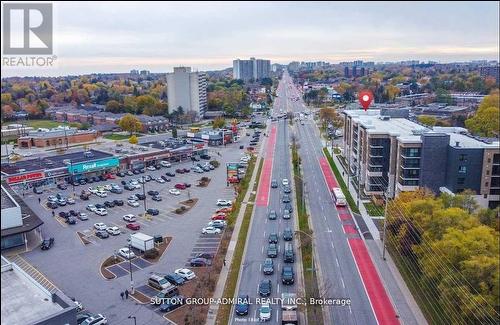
[7,255,58,293]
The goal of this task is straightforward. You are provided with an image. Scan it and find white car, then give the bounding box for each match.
[282,178,289,186]
[95,208,108,216]
[67,197,76,205]
[106,226,120,236]
[216,199,232,207]
[128,200,139,207]
[123,214,136,222]
[160,161,171,168]
[147,166,156,171]
[259,303,272,322]
[169,189,181,196]
[240,156,250,162]
[102,184,112,191]
[202,226,221,234]
[208,220,227,227]
[86,204,97,212]
[118,247,135,260]
[156,177,165,183]
[94,222,107,231]
[128,194,138,201]
[174,268,196,280]
[88,187,98,194]
[95,191,108,198]
[81,314,107,325]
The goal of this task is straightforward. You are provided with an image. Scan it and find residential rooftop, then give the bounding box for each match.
[344,109,499,148]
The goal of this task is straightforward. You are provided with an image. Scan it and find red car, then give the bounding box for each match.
[104,173,115,179]
[216,207,232,214]
[228,176,239,184]
[175,183,187,190]
[126,223,141,230]
[211,214,227,221]
[175,169,185,174]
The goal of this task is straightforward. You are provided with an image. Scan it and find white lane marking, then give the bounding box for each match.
[341,278,345,288]
[261,246,264,254]
[336,258,340,267]
[323,215,327,221]
[277,283,280,293]
[331,242,334,248]
[349,305,352,314]
[263,231,266,237]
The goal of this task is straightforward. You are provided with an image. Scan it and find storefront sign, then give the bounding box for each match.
[7,171,45,184]
[45,168,68,178]
[68,157,119,174]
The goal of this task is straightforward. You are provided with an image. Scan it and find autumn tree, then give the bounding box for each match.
[465,90,500,137]
[106,100,121,113]
[128,135,138,144]
[212,117,226,129]
[417,115,437,127]
[118,114,142,135]
[319,107,343,130]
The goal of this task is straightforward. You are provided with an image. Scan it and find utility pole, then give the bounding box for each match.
[142,176,147,212]
[128,241,135,294]
[382,190,389,260]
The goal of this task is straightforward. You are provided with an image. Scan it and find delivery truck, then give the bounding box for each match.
[130,232,154,252]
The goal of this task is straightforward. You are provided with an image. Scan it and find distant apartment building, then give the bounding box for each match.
[342,109,499,209]
[233,58,271,80]
[479,65,499,84]
[166,67,208,118]
[130,69,139,75]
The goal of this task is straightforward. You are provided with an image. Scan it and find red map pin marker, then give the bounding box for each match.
[358,90,373,111]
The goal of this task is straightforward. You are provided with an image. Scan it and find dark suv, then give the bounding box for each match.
[281,266,295,285]
[258,279,272,297]
[268,233,278,244]
[262,258,274,275]
[41,238,54,250]
[283,228,293,241]
[235,294,250,316]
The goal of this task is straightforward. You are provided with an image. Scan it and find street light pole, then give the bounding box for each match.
[128,315,137,325]
[142,176,147,212]
[128,241,135,294]
[382,190,389,260]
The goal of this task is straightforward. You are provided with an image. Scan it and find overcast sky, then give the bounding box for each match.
[2,1,499,77]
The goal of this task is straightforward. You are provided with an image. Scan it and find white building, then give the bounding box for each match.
[166,67,207,118]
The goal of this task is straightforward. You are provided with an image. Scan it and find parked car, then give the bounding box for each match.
[194,252,214,259]
[95,208,108,216]
[81,314,107,325]
[147,208,159,216]
[106,226,120,236]
[78,213,89,221]
[156,177,166,184]
[69,210,78,216]
[33,187,43,194]
[94,223,107,231]
[67,197,76,205]
[135,193,146,200]
[166,172,175,177]
[281,266,295,285]
[147,190,159,196]
[86,204,97,212]
[66,217,77,225]
[174,183,187,190]
[41,238,54,250]
[128,200,139,207]
[189,258,212,267]
[208,220,226,229]
[126,223,141,230]
[159,295,184,313]
[165,273,185,286]
[152,195,162,201]
[104,201,115,208]
[123,214,136,222]
[95,230,109,239]
[57,183,68,190]
[216,199,232,207]
[114,199,124,206]
[174,268,196,280]
[161,175,171,182]
[216,207,232,214]
[202,226,221,234]
[118,247,135,259]
[211,214,226,221]
[160,161,172,168]
[175,168,185,174]
[169,189,181,196]
[200,154,211,160]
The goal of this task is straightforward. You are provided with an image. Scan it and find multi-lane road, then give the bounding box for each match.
[231,79,299,324]
[231,72,404,325]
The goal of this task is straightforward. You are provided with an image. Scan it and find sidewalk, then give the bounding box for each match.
[322,141,427,325]
[205,130,266,325]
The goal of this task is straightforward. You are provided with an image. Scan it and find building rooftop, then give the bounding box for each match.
[21,128,96,139]
[1,259,64,325]
[344,109,499,148]
[1,149,113,175]
[1,186,18,209]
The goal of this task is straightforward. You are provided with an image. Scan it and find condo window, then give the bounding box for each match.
[459,154,467,162]
[458,166,467,174]
[457,178,465,185]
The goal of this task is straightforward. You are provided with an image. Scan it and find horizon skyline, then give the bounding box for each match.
[1,1,499,77]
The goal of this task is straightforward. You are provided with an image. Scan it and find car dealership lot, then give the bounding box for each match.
[13,139,257,323]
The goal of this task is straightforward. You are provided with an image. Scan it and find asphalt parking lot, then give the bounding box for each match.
[13,132,260,324]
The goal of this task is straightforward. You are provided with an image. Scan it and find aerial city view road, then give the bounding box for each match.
[1,2,499,325]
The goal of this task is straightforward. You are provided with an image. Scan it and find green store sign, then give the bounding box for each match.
[68,157,119,174]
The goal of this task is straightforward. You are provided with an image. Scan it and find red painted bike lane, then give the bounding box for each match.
[318,156,400,325]
[256,125,277,206]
